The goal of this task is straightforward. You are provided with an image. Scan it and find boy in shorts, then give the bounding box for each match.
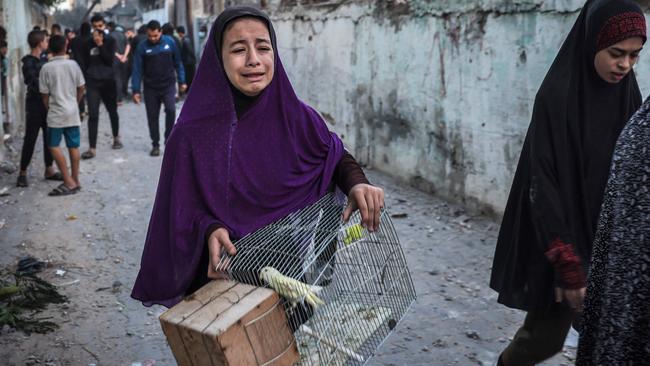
[39,35,85,196]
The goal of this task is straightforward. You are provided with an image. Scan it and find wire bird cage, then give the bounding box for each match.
[215,192,416,365]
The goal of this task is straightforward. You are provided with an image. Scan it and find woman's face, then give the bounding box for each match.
[92,29,104,44]
[594,36,643,83]
[221,18,274,97]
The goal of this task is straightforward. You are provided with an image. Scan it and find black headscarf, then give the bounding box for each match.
[212,6,278,118]
[490,0,646,312]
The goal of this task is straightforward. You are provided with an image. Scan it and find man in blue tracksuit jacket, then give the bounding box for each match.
[131,20,186,156]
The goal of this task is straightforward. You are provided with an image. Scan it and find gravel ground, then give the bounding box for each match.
[0,101,575,365]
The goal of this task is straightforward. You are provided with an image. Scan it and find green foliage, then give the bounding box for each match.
[0,271,67,334]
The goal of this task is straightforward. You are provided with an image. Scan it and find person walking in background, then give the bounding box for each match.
[126,26,147,99]
[162,23,182,55]
[176,26,196,90]
[70,22,91,120]
[489,1,646,365]
[64,28,75,58]
[50,24,62,36]
[131,20,186,157]
[17,30,61,188]
[162,22,182,101]
[108,21,128,105]
[132,25,147,51]
[70,23,90,63]
[80,14,122,159]
[39,35,85,196]
[123,28,136,99]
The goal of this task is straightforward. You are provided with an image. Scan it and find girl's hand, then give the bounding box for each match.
[207,228,236,279]
[342,184,385,232]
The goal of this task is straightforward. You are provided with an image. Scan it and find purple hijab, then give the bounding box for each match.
[131,7,345,307]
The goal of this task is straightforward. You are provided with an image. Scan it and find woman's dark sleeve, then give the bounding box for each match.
[205,222,225,244]
[529,100,585,290]
[333,151,370,195]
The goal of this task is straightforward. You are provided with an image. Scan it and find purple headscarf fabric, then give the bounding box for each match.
[131,6,345,307]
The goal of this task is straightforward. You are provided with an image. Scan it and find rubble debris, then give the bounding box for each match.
[55,279,80,288]
[16,256,46,275]
[465,330,481,340]
[0,161,16,174]
[1,267,67,334]
[112,281,122,293]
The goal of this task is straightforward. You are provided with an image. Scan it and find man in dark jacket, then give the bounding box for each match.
[176,26,196,89]
[17,30,60,187]
[80,14,121,159]
[132,20,186,157]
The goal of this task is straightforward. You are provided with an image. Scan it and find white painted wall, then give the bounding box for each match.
[258,0,650,215]
[2,0,35,138]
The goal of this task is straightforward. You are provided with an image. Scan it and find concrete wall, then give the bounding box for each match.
[0,1,50,165]
[238,0,650,216]
[1,1,41,132]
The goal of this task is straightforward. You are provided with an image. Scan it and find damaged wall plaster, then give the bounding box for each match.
[229,0,650,216]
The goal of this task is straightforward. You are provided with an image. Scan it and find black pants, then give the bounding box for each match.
[184,63,196,89]
[144,84,176,147]
[124,61,132,97]
[19,101,53,171]
[87,79,119,149]
[500,304,575,365]
[113,61,126,102]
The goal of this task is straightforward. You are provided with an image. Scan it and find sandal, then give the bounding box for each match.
[45,172,64,181]
[16,175,28,187]
[81,150,95,160]
[48,183,79,197]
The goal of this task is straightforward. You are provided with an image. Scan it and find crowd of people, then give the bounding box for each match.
[15,14,197,195]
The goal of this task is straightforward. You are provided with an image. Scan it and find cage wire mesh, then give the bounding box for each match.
[215,192,416,365]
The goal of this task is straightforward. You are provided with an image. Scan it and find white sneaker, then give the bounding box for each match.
[563,326,579,348]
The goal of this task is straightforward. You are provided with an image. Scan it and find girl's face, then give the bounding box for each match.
[221,18,274,97]
[594,36,643,83]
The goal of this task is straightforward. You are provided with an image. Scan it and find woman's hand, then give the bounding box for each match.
[207,227,237,279]
[342,184,385,232]
[555,286,586,312]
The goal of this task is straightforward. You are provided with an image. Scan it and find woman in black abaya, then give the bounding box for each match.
[489,1,646,364]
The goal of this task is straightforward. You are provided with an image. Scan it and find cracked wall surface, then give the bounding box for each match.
[228,0,650,216]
